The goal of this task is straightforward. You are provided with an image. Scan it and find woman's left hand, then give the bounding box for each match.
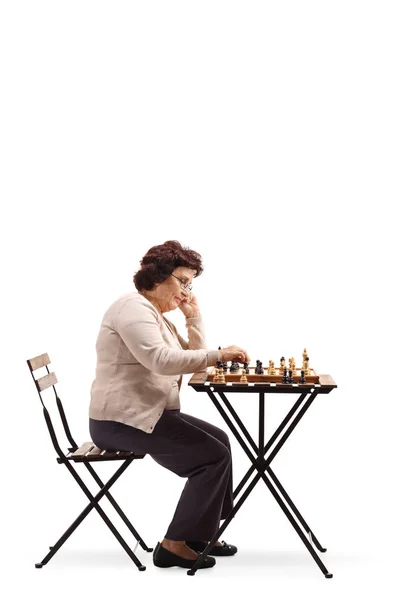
[178,292,201,318]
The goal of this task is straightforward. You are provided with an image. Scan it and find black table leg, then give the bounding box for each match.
[187,387,332,578]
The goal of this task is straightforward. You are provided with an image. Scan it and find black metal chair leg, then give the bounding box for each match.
[36,459,146,571]
[83,462,153,552]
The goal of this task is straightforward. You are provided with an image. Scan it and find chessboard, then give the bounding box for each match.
[206,365,320,384]
[208,350,319,384]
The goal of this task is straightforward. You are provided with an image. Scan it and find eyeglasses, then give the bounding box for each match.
[171,274,193,291]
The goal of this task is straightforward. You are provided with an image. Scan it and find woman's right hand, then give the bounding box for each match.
[219,345,250,364]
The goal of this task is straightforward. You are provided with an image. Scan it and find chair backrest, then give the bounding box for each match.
[27,353,79,459]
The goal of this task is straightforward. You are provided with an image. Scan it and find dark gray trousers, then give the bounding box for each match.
[89,409,234,541]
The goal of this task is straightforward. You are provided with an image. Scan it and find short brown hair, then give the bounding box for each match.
[133,240,203,291]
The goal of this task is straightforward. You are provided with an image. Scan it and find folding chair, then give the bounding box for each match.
[27,352,153,571]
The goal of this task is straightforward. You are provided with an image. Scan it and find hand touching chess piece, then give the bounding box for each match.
[220,345,250,364]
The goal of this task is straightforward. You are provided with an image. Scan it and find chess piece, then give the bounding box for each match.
[213,367,220,382]
[279,356,286,374]
[288,369,294,384]
[240,369,248,383]
[218,346,223,364]
[304,357,310,376]
[243,361,250,374]
[217,367,225,383]
[255,360,264,375]
[299,370,306,384]
[282,367,288,384]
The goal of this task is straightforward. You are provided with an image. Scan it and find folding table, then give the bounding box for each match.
[186,371,337,577]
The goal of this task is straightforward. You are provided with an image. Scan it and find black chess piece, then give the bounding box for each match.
[299,370,306,384]
[282,367,288,384]
[216,360,222,369]
[222,362,228,372]
[243,361,250,374]
[255,359,263,375]
[288,369,294,384]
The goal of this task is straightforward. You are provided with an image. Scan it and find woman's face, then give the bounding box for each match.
[151,266,196,313]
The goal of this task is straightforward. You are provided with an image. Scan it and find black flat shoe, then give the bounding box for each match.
[152,542,216,569]
[186,540,238,556]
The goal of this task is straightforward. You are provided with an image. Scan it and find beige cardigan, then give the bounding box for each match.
[89,291,220,433]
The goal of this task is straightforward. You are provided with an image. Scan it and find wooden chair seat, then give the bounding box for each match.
[66,441,146,462]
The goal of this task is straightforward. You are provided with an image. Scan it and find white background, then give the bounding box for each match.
[1,1,399,598]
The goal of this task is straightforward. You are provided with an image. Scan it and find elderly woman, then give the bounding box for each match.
[89,240,250,570]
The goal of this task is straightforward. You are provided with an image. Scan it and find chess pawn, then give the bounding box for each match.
[240,369,248,383]
[281,367,288,384]
[299,370,306,384]
[218,367,226,383]
[268,360,276,375]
